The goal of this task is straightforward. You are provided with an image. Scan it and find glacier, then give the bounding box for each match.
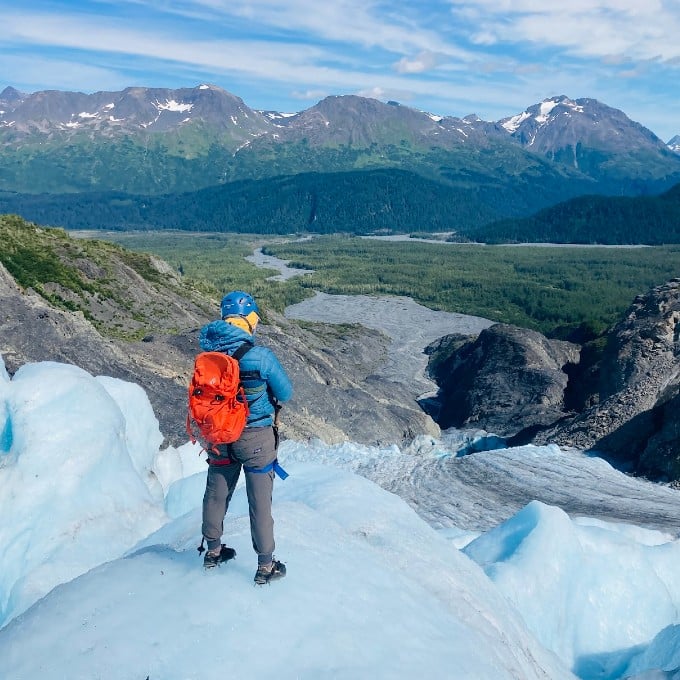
[0,355,679,680]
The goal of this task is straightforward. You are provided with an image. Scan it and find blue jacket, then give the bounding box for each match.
[199,320,293,427]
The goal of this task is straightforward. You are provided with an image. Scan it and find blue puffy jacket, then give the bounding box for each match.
[199,320,293,428]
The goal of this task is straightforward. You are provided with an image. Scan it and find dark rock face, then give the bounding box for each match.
[536,279,680,479]
[428,324,580,440]
[427,280,680,480]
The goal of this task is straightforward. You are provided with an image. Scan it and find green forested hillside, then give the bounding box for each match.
[0,166,595,235]
[465,182,680,244]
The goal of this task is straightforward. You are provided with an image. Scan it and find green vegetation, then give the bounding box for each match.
[0,214,210,339]
[0,214,97,309]
[469,182,680,244]
[97,231,680,338]
[0,128,583,198]
[0,166,597,236]
[103,232,310,320]
[4,157,680,244]
[263,236,680,336]
[5,208,678,346]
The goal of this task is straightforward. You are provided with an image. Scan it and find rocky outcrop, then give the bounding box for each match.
[426,280,680,479]
[536,279,680,479]
[0,259,438,449]
[427,324,580,441]
[0,259,205,445]
[260,313,439,446]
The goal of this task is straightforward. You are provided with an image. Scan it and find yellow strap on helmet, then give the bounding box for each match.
[225,310,260,335]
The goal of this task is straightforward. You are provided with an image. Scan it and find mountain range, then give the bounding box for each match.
[2,84,680,234]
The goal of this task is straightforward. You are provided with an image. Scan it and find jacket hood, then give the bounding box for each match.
[199,320,253,354]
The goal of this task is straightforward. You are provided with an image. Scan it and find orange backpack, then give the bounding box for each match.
[186,344,253,452]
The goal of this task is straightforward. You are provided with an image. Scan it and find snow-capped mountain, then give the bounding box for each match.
[0,85,502,148]
[0,83,269,138]
[500,95,670,160]
[254,94,508,149]
[1,84,680,213]
[0,85,669,159]
[668,135,680,153]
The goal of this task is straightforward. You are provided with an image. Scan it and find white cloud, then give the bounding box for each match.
[0,9,473,111]
[290,88,329,101]
[447,0,680,62]
[355,86,416,102]
[394,50,441,74]
[118,0,471,58]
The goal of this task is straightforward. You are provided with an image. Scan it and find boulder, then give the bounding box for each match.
[428,323,580,440]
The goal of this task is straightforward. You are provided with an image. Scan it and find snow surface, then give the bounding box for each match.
[502,110,531,132]
[1,355,680,680]
[536,99,558,122]
[155,99,193,113]
[503,97,585,133]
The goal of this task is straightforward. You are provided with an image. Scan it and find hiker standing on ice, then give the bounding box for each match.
[197,291,293,584]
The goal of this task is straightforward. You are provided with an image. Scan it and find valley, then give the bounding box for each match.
[96,230,680,338]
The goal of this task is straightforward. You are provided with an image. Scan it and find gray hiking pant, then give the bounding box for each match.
[202,426,277,566]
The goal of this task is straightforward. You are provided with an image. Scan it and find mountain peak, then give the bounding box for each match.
[500,94,667,159]
[0,86,25,102]
[501,95,584,133]
[0,83,269,138]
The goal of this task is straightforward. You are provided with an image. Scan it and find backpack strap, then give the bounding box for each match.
[234,342,267,400]
[231,341,277,428]
[232,342,253,362]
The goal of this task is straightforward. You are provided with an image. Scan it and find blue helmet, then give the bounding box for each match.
[220,290,260,319]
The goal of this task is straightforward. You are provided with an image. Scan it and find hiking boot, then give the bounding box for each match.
[203,544,237,569]
[254,559,286,585]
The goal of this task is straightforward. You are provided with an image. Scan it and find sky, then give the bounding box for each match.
[1,1,679,142]
[2,357,680,680]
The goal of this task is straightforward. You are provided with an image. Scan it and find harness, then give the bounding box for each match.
[244,459,289,480]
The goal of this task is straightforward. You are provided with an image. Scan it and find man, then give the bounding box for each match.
[199,290,293,584]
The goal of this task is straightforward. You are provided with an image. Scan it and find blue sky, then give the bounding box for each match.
[1,0,679,141]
